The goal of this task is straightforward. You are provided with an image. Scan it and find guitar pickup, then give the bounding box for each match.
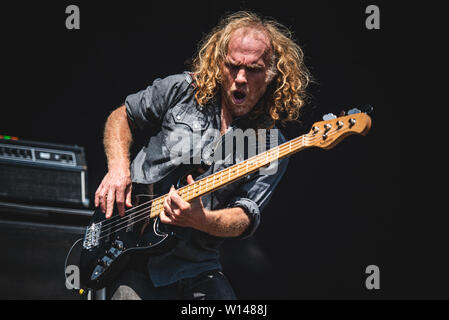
[106,247,121,259]
[91,265,105,281]
[99,255,113,268]
[112,239,124,250]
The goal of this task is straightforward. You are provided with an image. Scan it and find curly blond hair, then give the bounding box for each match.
[191,11,311,127]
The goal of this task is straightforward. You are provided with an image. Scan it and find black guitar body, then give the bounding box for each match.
[79,197,175,290]
[78,164,209,290]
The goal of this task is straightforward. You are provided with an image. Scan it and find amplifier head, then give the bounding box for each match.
[0,138,89,208]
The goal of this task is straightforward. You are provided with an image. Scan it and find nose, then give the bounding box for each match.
[235,68,247,84]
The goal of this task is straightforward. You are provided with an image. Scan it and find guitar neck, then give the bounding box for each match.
[147,133,312,218]
[146,110,372,218]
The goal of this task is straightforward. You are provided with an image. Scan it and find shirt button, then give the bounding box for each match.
[176,115,181,120]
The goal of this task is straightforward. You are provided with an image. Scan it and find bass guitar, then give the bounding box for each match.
[65,107,372,291]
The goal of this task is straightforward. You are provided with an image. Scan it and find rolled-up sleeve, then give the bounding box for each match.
[227,156,289,239]
[125,73,191,131]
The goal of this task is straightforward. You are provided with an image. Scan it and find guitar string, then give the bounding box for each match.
[96,190,171,228]
[92,132,314,233]
[89,126,344,239]
[89,126,347,242]
[90,126,347,240]
[93,132,311,231]
[91,127,347,244]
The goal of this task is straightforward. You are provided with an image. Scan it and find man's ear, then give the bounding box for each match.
[266,71,276,84]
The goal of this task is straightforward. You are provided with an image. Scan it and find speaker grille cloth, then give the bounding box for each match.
[0,164,81,204]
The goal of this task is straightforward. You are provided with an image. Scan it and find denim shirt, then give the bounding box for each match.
[125,72,289,287]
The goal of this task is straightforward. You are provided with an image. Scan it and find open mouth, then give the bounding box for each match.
[232,90,246,104]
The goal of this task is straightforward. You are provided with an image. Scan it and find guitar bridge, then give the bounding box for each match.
[83,222,102,249]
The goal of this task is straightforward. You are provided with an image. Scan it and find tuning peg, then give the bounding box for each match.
[347,108,361,115]
[322,113,337,121]
[339,110,346,116]
[362,104,374,114]
[347,105,374,115]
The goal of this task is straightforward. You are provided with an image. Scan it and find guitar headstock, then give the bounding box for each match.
[308,107,372,150]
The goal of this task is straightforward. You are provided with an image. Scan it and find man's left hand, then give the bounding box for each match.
[160,175,208,229]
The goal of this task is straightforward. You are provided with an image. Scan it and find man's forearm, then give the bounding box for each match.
[162,183,251,238]
[103,105,133,170]
[199,207,250,238]
[96,105,135,216]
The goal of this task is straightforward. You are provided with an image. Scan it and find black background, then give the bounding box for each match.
[0,1,443,299]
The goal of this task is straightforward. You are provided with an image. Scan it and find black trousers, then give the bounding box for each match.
[106,258,237,300]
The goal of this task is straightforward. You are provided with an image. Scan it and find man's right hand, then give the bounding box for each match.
[96,105,134,219]
[94,168,133,219]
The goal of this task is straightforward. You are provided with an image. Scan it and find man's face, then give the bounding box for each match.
[221,27,273,118]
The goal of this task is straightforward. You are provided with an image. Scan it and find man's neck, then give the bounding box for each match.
[220,101,233,136]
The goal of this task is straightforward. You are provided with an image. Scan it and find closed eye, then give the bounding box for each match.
[225,62,240,71]
[246,66,263,73]
[225,62,263,73]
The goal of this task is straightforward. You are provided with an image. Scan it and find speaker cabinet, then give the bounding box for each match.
[0,202,92,299]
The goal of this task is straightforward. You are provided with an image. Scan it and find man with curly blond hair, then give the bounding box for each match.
[95,11,310,300]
